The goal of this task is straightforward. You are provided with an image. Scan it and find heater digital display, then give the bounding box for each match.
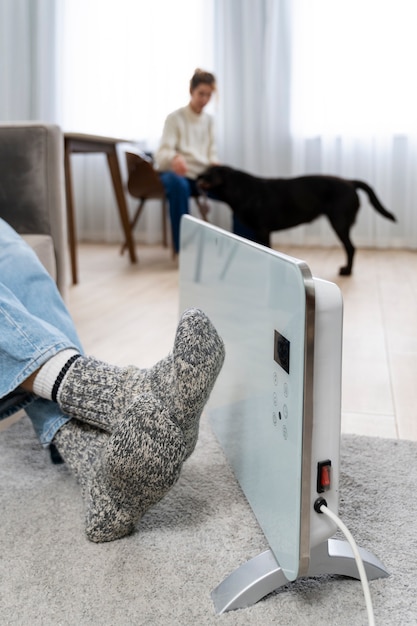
[274,330,290,374]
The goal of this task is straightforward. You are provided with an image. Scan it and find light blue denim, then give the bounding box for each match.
[0,218,83,445]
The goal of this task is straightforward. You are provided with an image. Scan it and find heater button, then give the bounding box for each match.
[317,460,332,493]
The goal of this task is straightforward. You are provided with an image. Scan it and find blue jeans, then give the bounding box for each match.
[0,219,83,445]
[159,172,199,253]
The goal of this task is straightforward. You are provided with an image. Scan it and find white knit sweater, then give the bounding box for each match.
[154,104,218,179]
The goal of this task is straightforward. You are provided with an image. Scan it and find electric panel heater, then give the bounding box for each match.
[179,215,388,613]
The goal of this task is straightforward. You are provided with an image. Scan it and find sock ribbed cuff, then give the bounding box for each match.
[51,354,83,402]
[32,349,81,401]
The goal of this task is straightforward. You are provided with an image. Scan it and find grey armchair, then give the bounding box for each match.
[0,122,69,298]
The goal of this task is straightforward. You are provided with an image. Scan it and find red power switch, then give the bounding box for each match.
[317,460,332,493]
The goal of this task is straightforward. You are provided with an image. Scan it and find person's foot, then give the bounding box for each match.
[53,395,185,543]
[144,307,225,457]
[57,308,225,458]
[85,393,185,542]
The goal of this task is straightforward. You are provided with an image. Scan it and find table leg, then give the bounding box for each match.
[106,149,137,264]
[64,147,78,285]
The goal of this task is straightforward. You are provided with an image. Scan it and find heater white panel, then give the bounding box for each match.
[179,216,342,581]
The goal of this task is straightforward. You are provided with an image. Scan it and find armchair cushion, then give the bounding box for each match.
[21,234,56,281]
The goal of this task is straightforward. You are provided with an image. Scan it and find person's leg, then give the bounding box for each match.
[48,307,225,542]
[0,222,225,455]
[0,281,80,405]
[0,219,82,444]
[0,219,225,541]
[56,308,224,459]
[0,219,81,347]
[51,307,224,542]
[159,172,191,253]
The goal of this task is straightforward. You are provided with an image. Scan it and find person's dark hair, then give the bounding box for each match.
[190,68,216,92]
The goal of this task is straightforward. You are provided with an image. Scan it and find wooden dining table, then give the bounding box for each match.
[64,132,138,284]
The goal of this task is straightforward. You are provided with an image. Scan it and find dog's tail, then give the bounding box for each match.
[351,180,397,222]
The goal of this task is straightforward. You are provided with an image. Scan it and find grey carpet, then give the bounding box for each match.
[1,415,416,626]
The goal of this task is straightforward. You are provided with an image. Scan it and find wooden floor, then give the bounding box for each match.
[68,241,417,443]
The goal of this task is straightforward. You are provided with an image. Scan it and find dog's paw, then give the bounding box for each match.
[339,266,352,276]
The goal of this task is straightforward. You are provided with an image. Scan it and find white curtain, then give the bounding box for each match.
[214,0,292,177]
[2,0,417,249]
[0,0,58,121]
[214,0,417,249]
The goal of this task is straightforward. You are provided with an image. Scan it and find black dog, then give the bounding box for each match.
[197,165,396,275]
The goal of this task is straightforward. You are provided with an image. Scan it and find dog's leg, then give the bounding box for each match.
[256,230,271,248]
[338,235,355,275]
[328,219,355,275]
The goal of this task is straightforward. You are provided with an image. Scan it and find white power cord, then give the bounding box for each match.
[316,499,375,626]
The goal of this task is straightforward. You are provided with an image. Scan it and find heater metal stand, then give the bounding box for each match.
[211,538,389,614]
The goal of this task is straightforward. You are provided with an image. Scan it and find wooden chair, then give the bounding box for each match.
[120,150,168,253]
[121,150,209,255]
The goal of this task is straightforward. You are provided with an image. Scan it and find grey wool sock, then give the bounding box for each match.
[53,394,186,543]
[57,308,225,459]
[146,307,226,458]
[85,393,185,542]
[53,419,110,495]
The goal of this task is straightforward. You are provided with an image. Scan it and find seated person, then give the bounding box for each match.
[0,218,225,543]
[154,68,218,253]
